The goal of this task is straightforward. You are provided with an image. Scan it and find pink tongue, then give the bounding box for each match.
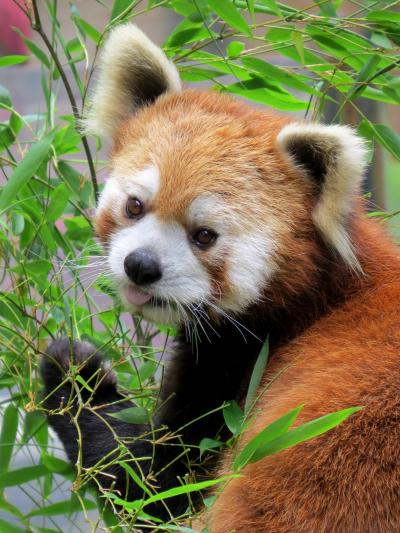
[125,286,152,306]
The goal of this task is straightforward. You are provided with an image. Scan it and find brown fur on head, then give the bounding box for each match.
[87,24,367,325]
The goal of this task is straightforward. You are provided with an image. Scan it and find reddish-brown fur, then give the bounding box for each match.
[96,90,400,531]
[204,220,400,533]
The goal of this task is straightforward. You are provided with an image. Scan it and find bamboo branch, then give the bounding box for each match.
[29,0,99,202]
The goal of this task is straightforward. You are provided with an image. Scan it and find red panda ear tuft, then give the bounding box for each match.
[277,122,368,273]
[81,24,181,138]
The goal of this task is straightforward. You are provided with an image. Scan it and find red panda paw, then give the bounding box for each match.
[41,338,117,410]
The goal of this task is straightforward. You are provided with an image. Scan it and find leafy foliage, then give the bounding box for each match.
[0,0,398,530]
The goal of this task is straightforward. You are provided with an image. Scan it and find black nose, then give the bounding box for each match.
[124,248,162,286]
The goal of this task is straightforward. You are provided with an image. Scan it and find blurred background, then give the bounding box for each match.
[0,0,399,531]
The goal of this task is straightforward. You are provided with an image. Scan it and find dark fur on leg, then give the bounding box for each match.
[41,316,266,520]
[41,339,193,518]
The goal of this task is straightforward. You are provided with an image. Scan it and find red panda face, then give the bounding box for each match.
[95,92,316,324]
[88,26,367,325]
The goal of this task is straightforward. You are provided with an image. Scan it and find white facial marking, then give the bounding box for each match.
[123,164,160,203]
[97,164,160,223]
[222,229,277,312]
[108,214,211,323]
[188,193,278,312]
[188,193,239,234]
[96,177,125,217]
[102,188,279,325]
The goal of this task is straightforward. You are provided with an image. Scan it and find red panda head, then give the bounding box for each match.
[85,25,368,325]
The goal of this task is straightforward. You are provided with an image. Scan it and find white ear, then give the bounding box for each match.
[82,24,182,138]
[277,122,368,272]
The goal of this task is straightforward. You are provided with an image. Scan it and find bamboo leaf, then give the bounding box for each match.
[372,124,400,161]
[292,31,305,64]
[27,497,97,517]
[110,0,135,21]
[0,519,25,533]
[244,337,269,414]
[208,0,252,37]
[246,407,362,465]
[73,17,101,44]
[367,10,400,24]
[107,475,240,510]
[0,404,18,474]
[233,405,303,470]
[0,465,49,488]
[223,401,244,435]
[0,56,29,68]
[109,406,149,424]
[0,132,54,213]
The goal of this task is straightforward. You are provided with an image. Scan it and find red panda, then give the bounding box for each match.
[41,25,400,532]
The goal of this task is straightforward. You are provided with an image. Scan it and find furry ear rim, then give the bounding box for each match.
[81,24,181,138]
[277,122,368,273]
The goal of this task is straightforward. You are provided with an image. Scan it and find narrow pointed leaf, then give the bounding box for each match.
[0,132,54,213]
[234,405,303,470]
[244,336,269,414]
[0,465,49,488]
[208,0,252,37]
[0,404,18,473]
[248,407,362,465]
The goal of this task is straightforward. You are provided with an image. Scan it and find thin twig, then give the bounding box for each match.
[29,0,99,202]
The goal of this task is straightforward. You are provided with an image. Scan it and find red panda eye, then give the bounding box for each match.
[191,228,217,248]
[125,197,143,218]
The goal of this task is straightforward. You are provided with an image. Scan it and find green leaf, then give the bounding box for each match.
[75,374,95,393]
[64,215,91,242]
[241,57,318,94]
[27,496,97,517]
[47,183,69,221]
[367,11,400,24]
[21,411,47,446]
[119,461,152,497]
[0,132,54,214]
[24,260,52,277]
[371,124,400,161]
[315,0,336,17]
[226,40,245,58]
[19,34,50,69]
[245,407,362,465]
[170,27,209,48]
[208,0,252,37]
[244,337,269,414]
[199,438,223,457]
[347,55,381,101]
[0,465,49,488]
[223,401,244,435]
[246,0,255,19]
[225,81,308,111]
[99,497,125,533]
[292,31,305,64]
[109,406,150,424]
[0,55,29,68]
[265,27,293,42]
[0,518,25,533]
[41,454,73,475]
[256,0,281,15]
[110,0,135,21]
[0,404,18,473]
[73,17,101,44]
[233,405,302,470]
[108,475,239,510]
[0,498,23,518]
